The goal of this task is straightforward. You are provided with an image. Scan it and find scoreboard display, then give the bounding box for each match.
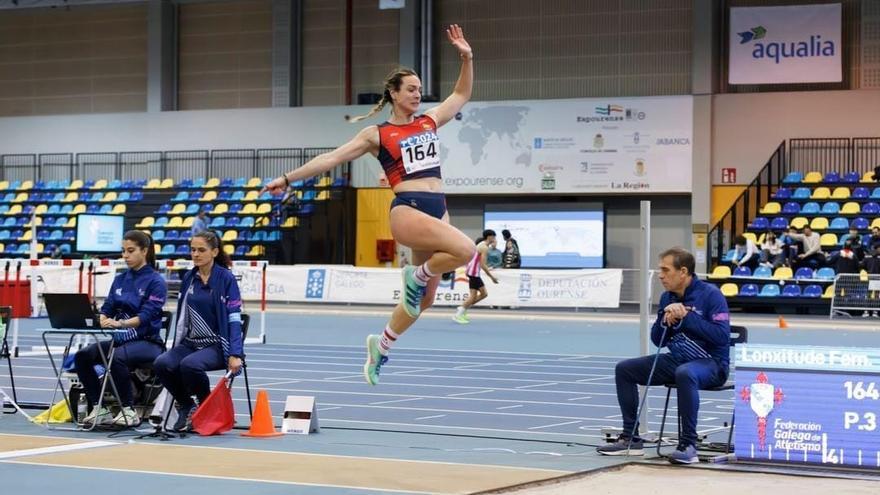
[735,344,880,469]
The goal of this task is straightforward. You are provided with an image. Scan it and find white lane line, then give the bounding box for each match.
[250,379,301,387]
[317,406,342,412]
[369,397,423,405]
[567,396,592,401]
[576,376,614,383]
[453,364,492,370]
[516,382,560,389]
[496,405,523,410]
[0,441,119,460]
[414,414,446,421]
[447,390,495,397]
[528,420,581,431]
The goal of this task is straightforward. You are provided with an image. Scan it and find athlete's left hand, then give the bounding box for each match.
[447,24,472,60]
[228,356,243,375]
[490,276,499,284]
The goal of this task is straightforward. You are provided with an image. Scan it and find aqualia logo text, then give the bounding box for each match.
[738,25,835,64]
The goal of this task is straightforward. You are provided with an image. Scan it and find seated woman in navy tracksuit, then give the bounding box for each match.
[153,230,244,432]
[76,230,167,427]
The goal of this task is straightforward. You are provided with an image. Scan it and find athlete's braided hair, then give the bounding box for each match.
[348,67,419,123]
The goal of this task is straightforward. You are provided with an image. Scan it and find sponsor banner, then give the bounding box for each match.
[729,4,842,84]
[437,96,692,194]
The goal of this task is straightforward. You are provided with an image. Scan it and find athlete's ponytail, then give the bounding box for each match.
[348,67,419,123]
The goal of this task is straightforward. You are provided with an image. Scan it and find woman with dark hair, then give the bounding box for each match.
[262,25,476,386]
[77,230,166,428]
[153,230,243,432]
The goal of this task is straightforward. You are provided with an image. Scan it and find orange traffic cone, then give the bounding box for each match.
[241,390,283,437]
[778,315,788,329]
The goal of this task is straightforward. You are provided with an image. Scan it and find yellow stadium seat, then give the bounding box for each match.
[243,191,259,201]
[316,190,330,201]
[257,216,270,226]
[246,245,264,257]
[0,181,8,190]
[282,217,298,228]
[18,180,33,190]
[840,202,860,214]
[12,192,28,203]
[64,217,76,228]
[756,232,766,245]
[317,177,332,188]
[170,204,186,215]
[111,204,126,215]
[809,217,829,230]
[101,191,117,202]
[790,217,808,229]
[0,243,4,253]
[153,243,161,254]
[167,217,183,228]
[240,204,257,215]
[64,192,78,202]
[6,205,21,215]
[145,179,161,189]
[743,232,757,244]
[803,172,823,184]
[222,230,237,241]
[861,270,869,281]
[256,204,271,215]
[205,178,220,189]
[19,230,32,241]
[223,244,235,255]
[200,191,217,202]
[247,177,262,188]
[820,233,838,247]
[872,218,880,230]
[720,283,738,297]
[35,204,48,215]
[811,187,830,199]
[773,267,793,280]
[159,178,174,188]
[24,217,42,227]
[710,266,731,279]
[183,217,194,227]
[823,285,834,298]
[71,204,86,215]
[213,203,228,215]
[831,187,850,199]
[36,242,45,253]
[760,202,781,214]
[862,171,878,183]
[68,179,83,190]
[92,179,107,189]
[136,216,155,228]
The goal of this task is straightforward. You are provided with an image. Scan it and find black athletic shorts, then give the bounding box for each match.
[468,275,484,290]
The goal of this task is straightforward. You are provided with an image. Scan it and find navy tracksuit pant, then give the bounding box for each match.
[75,340,164,406]
[153,342,225,408]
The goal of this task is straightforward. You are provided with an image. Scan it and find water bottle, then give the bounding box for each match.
[76,393,88,424]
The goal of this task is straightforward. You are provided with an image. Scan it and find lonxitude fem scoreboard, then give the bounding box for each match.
[735,344,880,469]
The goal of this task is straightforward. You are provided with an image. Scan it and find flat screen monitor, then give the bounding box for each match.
[75,214,124,254]
[484,203,605,268]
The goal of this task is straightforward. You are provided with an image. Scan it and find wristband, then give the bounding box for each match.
[282,174,290,187]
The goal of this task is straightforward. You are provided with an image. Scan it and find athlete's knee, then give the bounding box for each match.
[451,242,476,266]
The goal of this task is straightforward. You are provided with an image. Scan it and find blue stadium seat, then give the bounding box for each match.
[176,245,189,255]
[258,191,274,201]
[235,245,248,256]
[209,217,225,228]
[50,230,63,240]
[64,230,74,240]
[16,244,27,254]
[233,177,247,188]
[231,191,245,201]
[852,217,870,230]
[298,204,314,216]
[816,267,836,280]
[152,230,165,240]
[803,285,823,298]
[782,202,800,215]
[34,181,47,190]
[794,267,814,279]
[99,205,112,214]
[218,191,232,201]
[185,204,199,215]
[239,216,255,227]
[783,172,804,184]
[863,202,880,215]
[180,231,191,241]
[753,266,773,278]
[135,179,148,188]
[154,217,169,227]
[60,243,71,254]
[824,172,841,183]
[36,229,49,240]
[267,231,280,241]
[782,285,802,297]
[0,231,10,240]
[872,188,880,199]
[121,180,135,189]
[733,266,751,277]
[739,284,759,297]
[44,244,56,254]
[220,178,234,188]
[85,204,99,214]
[251,231,267,241]
[131,192,144,201]
[830,217,849,230]
[172,192,188,202]
[226,217,240,227]
[800,202,820,214]
[118,192,131,202]
[189,191,203,201]
[192,178,206,188]
[108,179,122,189]
[4,243,16,253]
[2,218,14,228]
[853,187,870,199]
[200,204,212,213]
[821,202,840,215]
[161,244,175,255]
[792,187,811,199]
[0,206,8,215]
[843,172,860,183]
[292,180,304,188]
[84,180,96,188]
[332,177,347,187]
[751,218,770,230]
[165,230,179,240]
[229,204,243,214]
[54,218,66,227]
[770,217,789,230]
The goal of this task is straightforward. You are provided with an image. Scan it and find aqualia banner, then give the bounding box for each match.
[729,3,842,85]
[436,96,693,194]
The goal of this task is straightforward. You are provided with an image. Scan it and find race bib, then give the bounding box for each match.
[399,131,440,174]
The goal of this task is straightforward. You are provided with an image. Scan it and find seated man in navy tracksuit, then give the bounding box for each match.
[598,247,730,464]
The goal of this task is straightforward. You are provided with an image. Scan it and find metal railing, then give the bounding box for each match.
[789,137,880,176]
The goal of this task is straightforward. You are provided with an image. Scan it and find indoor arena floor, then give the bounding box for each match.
[2,306,880,494]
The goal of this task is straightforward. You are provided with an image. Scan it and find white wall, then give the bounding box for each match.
[712,89,880,183]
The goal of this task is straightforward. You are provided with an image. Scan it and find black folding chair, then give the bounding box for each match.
[656,325,748,457]
[129,310,175,417]
[232,313,254,419]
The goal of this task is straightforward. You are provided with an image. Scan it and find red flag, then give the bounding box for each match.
[192,375,234,436]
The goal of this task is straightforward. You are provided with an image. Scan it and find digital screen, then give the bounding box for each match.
[735,344,880,469]
[484,204,604,268]
[75,214,124,253]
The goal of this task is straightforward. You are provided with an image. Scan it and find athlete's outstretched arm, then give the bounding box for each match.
[262,126,376,194]
[425,24,472,128]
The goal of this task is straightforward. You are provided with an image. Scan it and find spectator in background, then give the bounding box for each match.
[731,235,760,272]
[868,227,880,252]
[501,229,521,268]
[787,226,824,269]
[759,231,785,269]
[191,210,208,237]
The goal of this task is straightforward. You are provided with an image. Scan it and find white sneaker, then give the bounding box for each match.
[112,406,141,427]
[82,406,114,426]
[863,311,871,318]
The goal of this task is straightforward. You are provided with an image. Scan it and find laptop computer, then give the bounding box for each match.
[43,293,100,330]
